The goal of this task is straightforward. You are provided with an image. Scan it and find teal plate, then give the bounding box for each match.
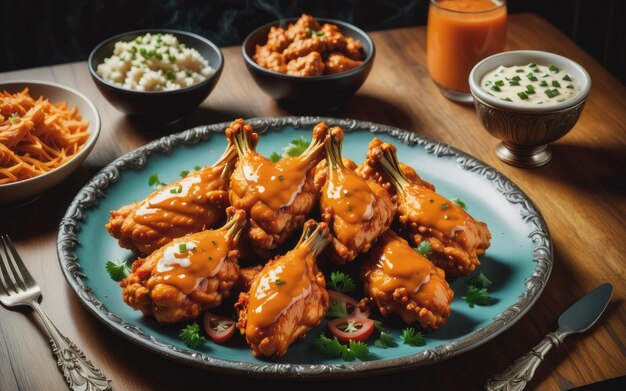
[57,117,552,379]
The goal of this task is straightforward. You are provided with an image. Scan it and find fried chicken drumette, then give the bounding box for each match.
[121,208,246,324]
[366,140,491,276]
[235,220,331,357]
[319,123,395,264]
[362,230,453,329]
[356,138,435,195]
[227,119,327,255]
[106,139,242,255]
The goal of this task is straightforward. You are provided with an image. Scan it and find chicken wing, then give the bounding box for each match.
[325,52,363,74]
[121,208,247,324]
[319,123,395,264]
[106,138,242,255]
[356,137,435,195]
[227,118,326,254]
[366,140,491,276]
[361,230,453,329]
[235,220,331,357]
[286,51,325,76]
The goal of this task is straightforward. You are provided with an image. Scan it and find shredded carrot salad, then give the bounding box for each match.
[0,88,90,184]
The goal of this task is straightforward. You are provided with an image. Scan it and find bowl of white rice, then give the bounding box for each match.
[89,29,223,125]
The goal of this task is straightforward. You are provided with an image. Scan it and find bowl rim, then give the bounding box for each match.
[88,28,224,96]
[0,80,101,190]
[241,17,376,81]
[469,50,591,113]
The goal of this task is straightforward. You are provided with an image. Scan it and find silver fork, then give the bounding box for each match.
[0,235,111,391]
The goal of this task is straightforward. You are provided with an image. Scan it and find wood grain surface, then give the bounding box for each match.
[1,13,624,391]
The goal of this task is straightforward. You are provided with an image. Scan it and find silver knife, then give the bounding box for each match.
[485,283,613,391]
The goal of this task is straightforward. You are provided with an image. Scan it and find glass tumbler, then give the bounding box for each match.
[427,0,507,103]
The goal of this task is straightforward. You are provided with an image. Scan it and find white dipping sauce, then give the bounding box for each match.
[480,63,582,105]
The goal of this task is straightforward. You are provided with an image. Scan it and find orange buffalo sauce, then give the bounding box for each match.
[247,247,312,329]
[368,232,450,308]
[322,168,375,249]
[150,230,229,295]
[402,185,468,239]
[133,169,219,226]
[427,0,507,92]
[230,153,308,212]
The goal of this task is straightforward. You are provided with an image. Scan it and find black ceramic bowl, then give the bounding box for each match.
[88,29,223,125]
[242,18,375,110]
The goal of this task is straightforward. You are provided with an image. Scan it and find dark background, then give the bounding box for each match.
[1,0,624,84]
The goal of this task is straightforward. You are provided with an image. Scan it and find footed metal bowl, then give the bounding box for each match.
[469,50,591,168]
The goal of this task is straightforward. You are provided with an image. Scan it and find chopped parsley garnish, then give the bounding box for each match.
[305,28,325,38]
[494,80,504,87]
[283,136,310,157]
[194,165,202,171]
[539,80,548,87]
[527,73,538,82]
[170,185,183,194]
[511,75,521,82]
[563,74,572,81]
[490,85,501,92]
[374,331,397,349]
[566,84,574,89]
[452,198,467,210]
[415,241,432,256]
[269,152,281,162]
[105,259,131,281]
[314,334,369,361]
[552,80,561,88]
[526,85,536,94]
[179,170,190,178]
[528,63,537,68]
[517,92,529,100]
[549,64,560,72]
[275,278,285,285]
[328,271,356,293]
[501,97,513,102]
[148,173,167,188]
[179,323,206,349]
[463,286,490,308]
[468,272,492,290]
[509,81,520,86]
[515,69,524,73]
[401,328,425,346]
[178,243,187,253]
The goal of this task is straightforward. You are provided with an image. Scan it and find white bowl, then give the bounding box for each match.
[0,81,101,205]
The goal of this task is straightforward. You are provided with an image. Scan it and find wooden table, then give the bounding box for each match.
[1,13,624,390]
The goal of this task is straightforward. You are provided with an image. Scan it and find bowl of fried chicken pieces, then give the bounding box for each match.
[242,14,375,109]
[105,119,492,360]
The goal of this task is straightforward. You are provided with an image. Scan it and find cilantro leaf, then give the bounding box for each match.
[179,170,190,178]
[326,298,351,319]
[463,286,490,308]
[105,259,131,282]
[348,340,369,361]
[194,165,202,171]
[314,334,344,358]
[269,152,281,163]
[452,198,467,210]
[283,136,310,157]
[402,328,425,346]
[374,331,396,349]
[328,271,356,293]
[314,334,369,361]
[148,173,166,188]
[415,241,432,257]
[179,323,206,349]
[468,272,492,290]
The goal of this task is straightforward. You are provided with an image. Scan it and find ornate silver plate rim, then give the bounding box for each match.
[57,116,553,379]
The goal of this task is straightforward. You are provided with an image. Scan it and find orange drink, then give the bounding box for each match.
[427,0,507,102]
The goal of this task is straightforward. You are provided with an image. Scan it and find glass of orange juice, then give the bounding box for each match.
[427,0,507,103]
